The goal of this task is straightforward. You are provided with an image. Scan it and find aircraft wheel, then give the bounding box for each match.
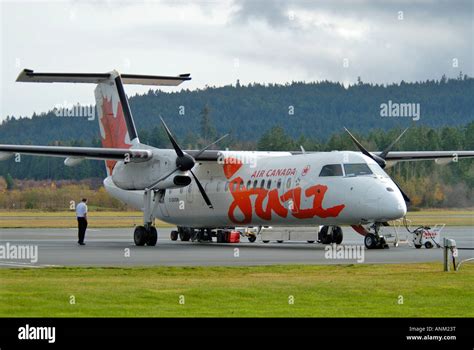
[191,229,201,242]
[248,235,257,243]
[415,244,422,249]
[134,226,147,246]
[332,226,343,244]
[170,230,178,241]
[318,226,332,244]
[146,226,158,246]
[307,240,315,244]
[179,227,191,241]
[364,233,378,249]
[424,241,433,249]
[262,240,270,243]
[204,228,213,242]
[277,240,284,243]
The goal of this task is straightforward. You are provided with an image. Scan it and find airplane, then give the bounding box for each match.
[1,69,473,249]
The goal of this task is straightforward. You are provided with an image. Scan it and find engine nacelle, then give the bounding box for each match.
[110,149,191,190]
[152,175,191,190]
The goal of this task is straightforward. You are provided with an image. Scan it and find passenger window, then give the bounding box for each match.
[319,164,343,177]
[253,180,258,188]
[277,179,282,189]
[286,178,292,189]
[267,179,272,189]
[239,181,244,190]
[260,179,265,188]
[246,180,251,188]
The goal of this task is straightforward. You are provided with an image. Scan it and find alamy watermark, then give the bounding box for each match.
[380,100,420,121]
[53,102,95,121]
[217,149,258,168]
[0,242,38,263]
[324,244,365,263]
[18,324,55,343]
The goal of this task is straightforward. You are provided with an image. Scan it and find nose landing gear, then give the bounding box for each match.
[363,223,389,249]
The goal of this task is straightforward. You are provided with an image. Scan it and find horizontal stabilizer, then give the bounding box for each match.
[16,69,191,86]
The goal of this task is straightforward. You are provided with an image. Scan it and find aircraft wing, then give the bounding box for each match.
[287,150,474,163]
[0,144,152,162]
[373,151,474,162]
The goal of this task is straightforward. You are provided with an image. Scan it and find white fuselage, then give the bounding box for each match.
[104,150,407,228]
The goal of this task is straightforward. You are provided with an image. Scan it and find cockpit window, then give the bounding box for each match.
[368,164,390,178]
[344,163,373,176]
[319,164,343,177]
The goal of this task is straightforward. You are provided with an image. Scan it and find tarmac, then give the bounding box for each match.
[0,226,472,267]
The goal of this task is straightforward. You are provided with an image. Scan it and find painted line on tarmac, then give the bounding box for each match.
[0,261,61,268]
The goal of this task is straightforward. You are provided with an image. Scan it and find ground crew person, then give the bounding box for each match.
[76,198,88,245]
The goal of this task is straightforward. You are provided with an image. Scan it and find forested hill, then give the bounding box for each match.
[1,74,473,145]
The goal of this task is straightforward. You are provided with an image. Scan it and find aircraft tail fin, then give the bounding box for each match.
[16,69,191,175]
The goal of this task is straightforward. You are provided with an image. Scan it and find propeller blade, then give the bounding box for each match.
[190,169,213,209]
[344,127,373,159]
[379,128,408,159]
[160,117,184,157]
[393,180,411,203]
[148,167,179,189]
[194,133,229,159]
[344,127,410,203]
[344,127,386,167]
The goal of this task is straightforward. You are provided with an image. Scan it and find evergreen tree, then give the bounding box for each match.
[200,104,217,142]
[5,173,14,190]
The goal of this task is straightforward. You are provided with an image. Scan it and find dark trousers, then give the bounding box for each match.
[77,217,88,243]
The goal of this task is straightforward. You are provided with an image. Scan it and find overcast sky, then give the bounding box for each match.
[1,0,472,119]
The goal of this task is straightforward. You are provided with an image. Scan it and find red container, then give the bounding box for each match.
[228,231,240,243]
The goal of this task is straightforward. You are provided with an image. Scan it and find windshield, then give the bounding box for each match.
[343,163,373,177]
[368,164,390,178]
[319,164,344,177]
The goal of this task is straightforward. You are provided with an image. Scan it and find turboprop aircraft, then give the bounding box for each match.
[1,69,473,249]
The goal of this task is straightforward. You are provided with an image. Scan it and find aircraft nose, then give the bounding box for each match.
[378,185,407,220]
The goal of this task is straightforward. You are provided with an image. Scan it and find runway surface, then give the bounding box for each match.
[0,226,472,267]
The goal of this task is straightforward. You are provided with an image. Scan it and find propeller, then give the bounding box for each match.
[152,117,228,209]
[344,127,411,203]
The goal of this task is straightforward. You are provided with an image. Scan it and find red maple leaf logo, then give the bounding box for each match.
[223,157,243,179]
[100,98,131,174]
[302,165,310,176]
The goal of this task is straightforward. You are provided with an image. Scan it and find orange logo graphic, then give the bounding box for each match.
[227,175,345,225]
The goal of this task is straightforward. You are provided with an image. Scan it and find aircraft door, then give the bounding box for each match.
[158,190,170,217]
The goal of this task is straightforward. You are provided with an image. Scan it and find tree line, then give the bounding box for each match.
[0,121,472,208]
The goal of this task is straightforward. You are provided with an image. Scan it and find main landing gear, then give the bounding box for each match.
[134,188,160,246]
[134,225,158,246]
[170,227,214,242]
[318,226,343,244]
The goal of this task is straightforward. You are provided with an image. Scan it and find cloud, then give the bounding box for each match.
[0,0,472,119]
